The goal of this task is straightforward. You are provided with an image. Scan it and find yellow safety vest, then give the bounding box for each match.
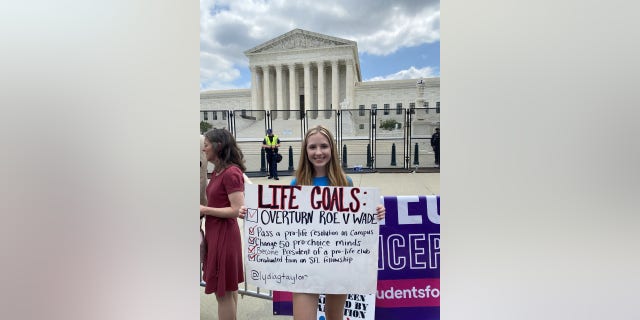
[264,135,279,147]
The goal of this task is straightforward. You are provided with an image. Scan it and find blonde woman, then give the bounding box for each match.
[241,125,385,320]
[289,125,385,320]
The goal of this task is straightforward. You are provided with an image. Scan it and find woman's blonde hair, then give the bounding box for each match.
[294,125,349,186]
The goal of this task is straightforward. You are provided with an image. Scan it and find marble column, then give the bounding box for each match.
[303,62,311,113]
[250,65,258,110]
[275,64,283,114]
[256,66,264,111]
[345,60,354,109]
[331,60,339,110]
[288,63,297,110]
[262,65,271,110]
[317,60,325,110]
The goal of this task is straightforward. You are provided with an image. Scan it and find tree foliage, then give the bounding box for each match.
[379,119,400,131]
[200,121,213,134]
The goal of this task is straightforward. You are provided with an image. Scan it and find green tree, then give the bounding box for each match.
[200,121,212,134]
[379,119,400,131]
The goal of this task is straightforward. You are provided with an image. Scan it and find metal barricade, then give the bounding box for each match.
[200,107,440,173]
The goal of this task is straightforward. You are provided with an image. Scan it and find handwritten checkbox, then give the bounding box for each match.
[246,208,258,223]
[248,225,256,235]
[248,237,257,245]
[248,253,258,261]
[248,244,258,253]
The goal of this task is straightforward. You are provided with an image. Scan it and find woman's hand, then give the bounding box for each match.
[239,206,248,219]
[376,204,386,220]
[200,205,208,217]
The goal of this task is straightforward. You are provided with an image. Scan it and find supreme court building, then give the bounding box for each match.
[201,29,441,171]
[200,29,440,128]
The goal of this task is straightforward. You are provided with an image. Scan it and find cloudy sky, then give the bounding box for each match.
[200,0,440,91]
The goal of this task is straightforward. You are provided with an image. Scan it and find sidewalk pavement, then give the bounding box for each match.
[200,172,440,320]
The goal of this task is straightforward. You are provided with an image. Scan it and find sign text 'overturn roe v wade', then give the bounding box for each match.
[244,184,380,294]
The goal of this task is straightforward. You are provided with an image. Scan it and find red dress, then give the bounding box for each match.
[202,165,245,297]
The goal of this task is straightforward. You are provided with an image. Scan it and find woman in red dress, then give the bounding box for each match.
[200,128,246,320]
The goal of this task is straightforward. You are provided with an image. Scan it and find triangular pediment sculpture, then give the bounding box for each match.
[245,29,355,55]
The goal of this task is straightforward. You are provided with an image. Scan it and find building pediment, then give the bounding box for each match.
[244,29,356,55]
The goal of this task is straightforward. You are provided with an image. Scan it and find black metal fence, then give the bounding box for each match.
[200,107,440,176]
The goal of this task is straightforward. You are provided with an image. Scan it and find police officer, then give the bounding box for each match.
[430,127,440,166]
[262,128,281,180]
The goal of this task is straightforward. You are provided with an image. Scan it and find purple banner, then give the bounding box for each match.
[376,195,440,319]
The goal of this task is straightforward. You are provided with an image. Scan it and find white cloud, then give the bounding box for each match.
[200,0,440,90]
[366,66,438,81]
[200,51,241,90]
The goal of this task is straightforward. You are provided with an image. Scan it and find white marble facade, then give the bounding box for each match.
[200,28,440,119]
[244,29,360,112]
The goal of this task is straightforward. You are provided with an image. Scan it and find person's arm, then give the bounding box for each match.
[238,174,252,219]
[200,190,244,218]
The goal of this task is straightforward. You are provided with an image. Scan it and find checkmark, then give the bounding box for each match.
[248,253,258,261]
[246,208,258,223]
[248,244,258,253]
[248,225,256,235]
[248,237,257,244]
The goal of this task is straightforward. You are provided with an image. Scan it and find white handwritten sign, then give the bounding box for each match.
[244,184,380,294]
